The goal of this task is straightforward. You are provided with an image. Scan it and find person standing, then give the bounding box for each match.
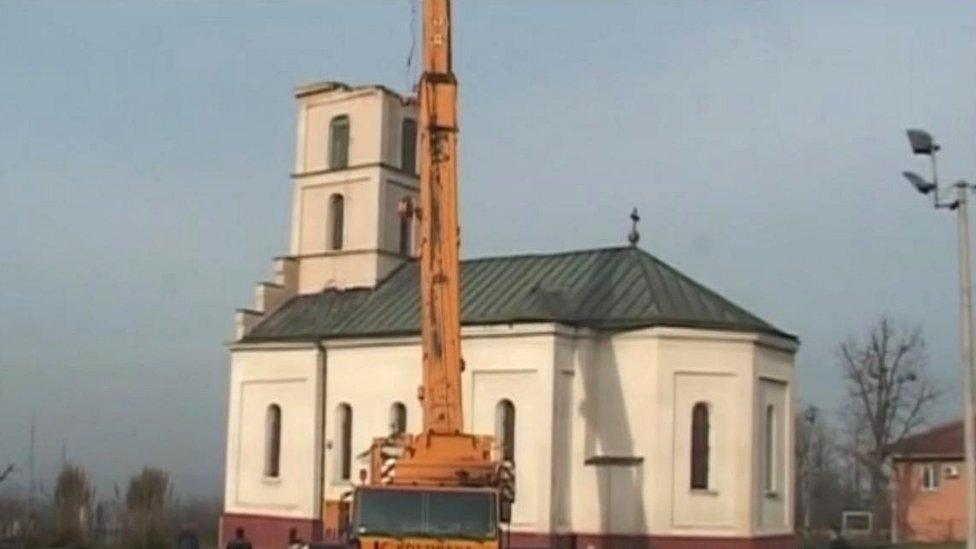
[176,527,200,549]
[287,528,307,549]
[226,527,253,549]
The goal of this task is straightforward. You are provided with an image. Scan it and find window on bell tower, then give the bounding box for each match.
[329,115,350,169]
[329,194,344,251]
[401,118,417,174]
[399,198,413,256]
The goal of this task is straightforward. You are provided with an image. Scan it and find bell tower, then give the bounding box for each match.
[234,81,419,340]
[289,81,420,293]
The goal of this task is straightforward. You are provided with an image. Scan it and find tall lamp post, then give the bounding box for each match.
[802,405,818,532]
[902,128,976,547]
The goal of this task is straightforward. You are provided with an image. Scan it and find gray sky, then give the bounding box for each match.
[1,1,975,499]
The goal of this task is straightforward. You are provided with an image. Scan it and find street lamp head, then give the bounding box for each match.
[906,129,940,155]
[903,171,936,195]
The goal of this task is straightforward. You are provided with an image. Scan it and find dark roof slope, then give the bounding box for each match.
[894,420,965,459]
[244,246,794,342]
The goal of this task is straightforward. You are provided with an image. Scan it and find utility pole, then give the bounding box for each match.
[25,416,35,540]
[901,129,976,548]
[955,180,976,549]
[801,406,817,532]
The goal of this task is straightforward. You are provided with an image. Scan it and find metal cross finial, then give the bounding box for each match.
[628,207,640,246]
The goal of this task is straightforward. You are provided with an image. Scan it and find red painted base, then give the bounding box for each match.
[221,513,796,549]
[510,532,796,549]
[220,513,322,549]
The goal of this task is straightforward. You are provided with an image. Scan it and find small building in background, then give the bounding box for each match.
[892,420,967,543]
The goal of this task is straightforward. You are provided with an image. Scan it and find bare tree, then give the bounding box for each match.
[838,316,941,525]
[795,407,860,534]
[0,464,12,487]
[54,463,93,546]
[122,467,171,549]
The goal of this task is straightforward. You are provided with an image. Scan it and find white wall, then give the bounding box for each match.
[755,345,796,534]
[286,83,418,292]
[224,345,323,520]
[555,327,796,538]
[296,88,383,174]
[223,325,796,538]
[319,324,557,533]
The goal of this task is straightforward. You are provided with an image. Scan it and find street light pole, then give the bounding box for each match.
[902,129,976,548]
[954,180,976,549]
[802,406,817,532]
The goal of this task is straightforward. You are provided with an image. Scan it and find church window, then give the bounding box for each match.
[336,403,352,481]
[764,404,776,492]
[401,118,417,174]
[264,404,281,478]
[390,402,407,436]
[399,198,413,256]
[496,399,515,463]
[329,194,345,251]
[691,402,710,490]
[329,115,350,169]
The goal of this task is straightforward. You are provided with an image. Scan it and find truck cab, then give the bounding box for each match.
[351,485,500,549]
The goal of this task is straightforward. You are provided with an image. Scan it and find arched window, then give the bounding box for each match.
[401,118,417,174]
[764,404,776,492]
[389,402,407,436]
[691,402,710,490]
[496,399,515,463]
[398,198,413,256]
[264,404,281,478]
[329,194,344,251]
[335,403,352,481]
[329,115,350,169]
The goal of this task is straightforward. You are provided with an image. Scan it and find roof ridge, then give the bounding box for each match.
[631,247,780,331]
[462,245,632,265]
[904,418,964,440]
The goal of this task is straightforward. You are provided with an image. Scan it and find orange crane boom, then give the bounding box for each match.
[365,0,508,490]
[418,0,464,435]
[349,4,514,545]
[336,4,512,545]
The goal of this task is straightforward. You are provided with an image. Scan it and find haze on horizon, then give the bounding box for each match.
[1,1,975,499]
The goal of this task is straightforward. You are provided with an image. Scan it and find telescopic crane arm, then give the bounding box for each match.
[418,0,464,435]
[368,0,509,497]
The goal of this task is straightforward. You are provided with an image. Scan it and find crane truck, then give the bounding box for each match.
[336,1,515,548]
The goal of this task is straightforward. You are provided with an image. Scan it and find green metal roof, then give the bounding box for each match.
[243,246,795,342]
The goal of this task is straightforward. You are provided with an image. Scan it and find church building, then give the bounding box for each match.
[221,81,800,549]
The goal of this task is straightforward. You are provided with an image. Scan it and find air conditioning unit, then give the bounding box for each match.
[944,465,960,478]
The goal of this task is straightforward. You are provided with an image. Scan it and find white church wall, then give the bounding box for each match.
[223,324,795,540]
[656,330,758,537]
[319,324,558,533]
[297,88,384,173]
[463,327,556,533]
[754,345,795,535]
[379,92,418,169]
[378,175,419,257]
[291,169,389,292]
[287,84,417,292]
[559,330,661,536]
[224,345,323,521]
[550,339,576,533]
[295,171,377,255]
[557,328,795,538]
[322,338,424,501]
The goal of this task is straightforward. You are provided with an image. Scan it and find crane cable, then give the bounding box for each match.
[405,0,417,93]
